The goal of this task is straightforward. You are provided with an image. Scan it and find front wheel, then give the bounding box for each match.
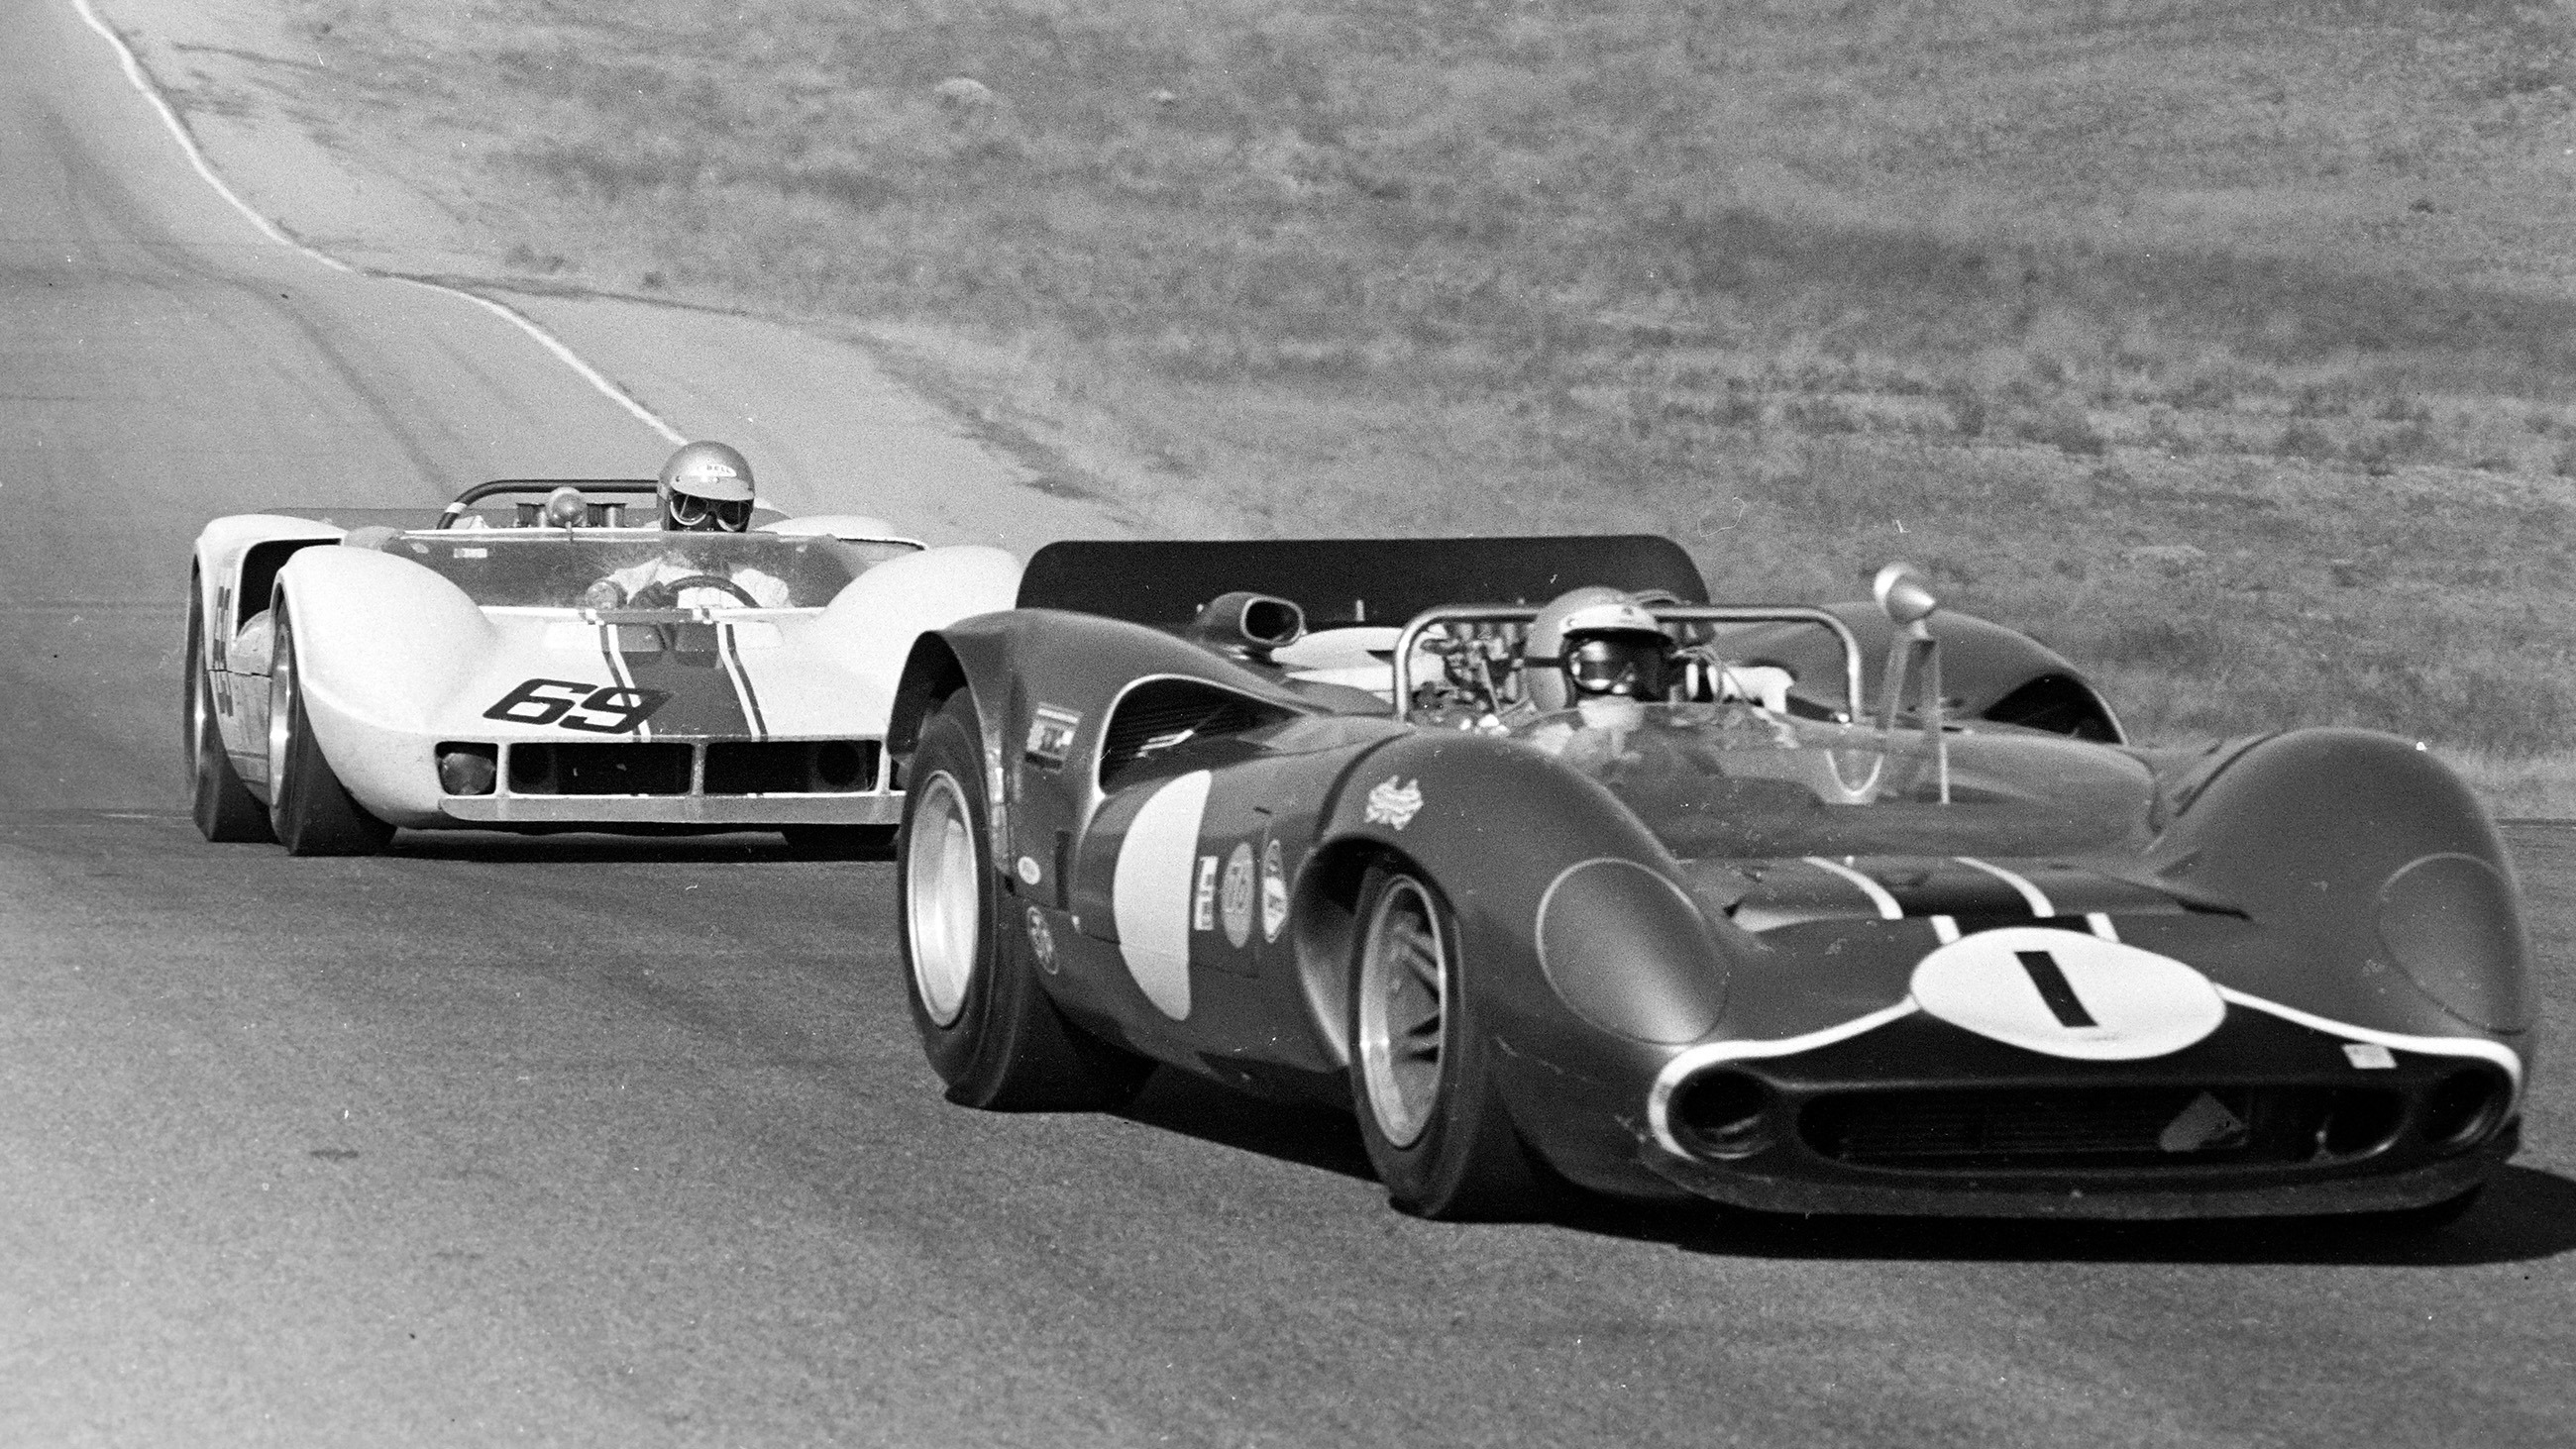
[184,581,273,843]
[1348,864,1553,1220]
[897,693,1150,1110]
[265,599,392,857]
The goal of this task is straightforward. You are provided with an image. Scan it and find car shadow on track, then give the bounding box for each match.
[1114,1069,1379,1183]
[1562,1165,2576,1268]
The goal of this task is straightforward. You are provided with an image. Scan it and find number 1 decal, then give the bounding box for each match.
[483,677,671,734]
[2014,949,2099,1030]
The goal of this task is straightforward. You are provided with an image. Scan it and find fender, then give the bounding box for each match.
[272,548,494,824]
[2147,728,2532,1057]
[807,546,1020,714]
[192,514,345,663]
[1303,729,1749,1065]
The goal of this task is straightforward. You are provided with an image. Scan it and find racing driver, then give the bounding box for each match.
[1516,587,1797,773]
[583,441,790,609]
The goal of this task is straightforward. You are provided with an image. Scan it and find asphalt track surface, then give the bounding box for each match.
[6,0,2576,1443]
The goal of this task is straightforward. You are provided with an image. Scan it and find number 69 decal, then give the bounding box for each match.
[483,677,671,734]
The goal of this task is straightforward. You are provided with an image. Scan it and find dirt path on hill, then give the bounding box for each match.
[81,0,1140,551]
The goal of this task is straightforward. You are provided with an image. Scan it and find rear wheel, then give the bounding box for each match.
[898,693,1150,1109]
[265,600,393,857]
[183,581,273,844]
[1349,864,1552,1220]
[782,824,897,860]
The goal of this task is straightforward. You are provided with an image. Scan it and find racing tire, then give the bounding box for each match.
[1348,864,1555,1220]
[184,582,274,844]
[782,824,898,860]
[898,692,1151,1111]
[265,599,394,857]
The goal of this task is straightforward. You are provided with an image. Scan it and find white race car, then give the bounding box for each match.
[184,478,1020,855]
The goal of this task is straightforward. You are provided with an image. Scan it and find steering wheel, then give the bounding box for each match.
[627,572,761,609]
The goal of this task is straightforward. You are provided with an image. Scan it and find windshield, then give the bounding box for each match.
[375,532,920,609]
[1506,703,2154,859]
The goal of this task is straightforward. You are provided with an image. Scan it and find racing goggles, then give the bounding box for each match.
[1550,635,1672,699]
[666,491,754,532]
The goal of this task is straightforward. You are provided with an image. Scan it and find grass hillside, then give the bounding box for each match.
[260,0,2576,806]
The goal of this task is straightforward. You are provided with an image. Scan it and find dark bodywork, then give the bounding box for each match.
[890,536,2531,1218]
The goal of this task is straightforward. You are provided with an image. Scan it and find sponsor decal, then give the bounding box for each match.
[1219,842,1255,948]
[1025,906,1057,973]
[1364,776,1424,831]
[2342,1042,2398,1070]
[1024,704,1081,768]
[483,678,671,734]
[1909,925,2224,1061]
[1260,839,1289,943]
[1192,854,1220,931]
[1016,855,1042,886]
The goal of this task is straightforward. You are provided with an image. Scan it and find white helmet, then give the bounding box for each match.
[1523,586,1672,712]
[658,441,756,531]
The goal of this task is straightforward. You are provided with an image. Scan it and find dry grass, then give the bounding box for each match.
[259,0,2576,808]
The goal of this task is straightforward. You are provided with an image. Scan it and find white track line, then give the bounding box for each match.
[70,0,685,445]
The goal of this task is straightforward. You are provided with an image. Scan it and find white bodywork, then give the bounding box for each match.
[189,512,1020,831]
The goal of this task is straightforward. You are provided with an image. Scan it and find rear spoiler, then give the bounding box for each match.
[1017,535,1708,630]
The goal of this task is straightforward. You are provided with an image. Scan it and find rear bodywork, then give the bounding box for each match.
[891,535,2532,1218]
[190,491,1019,833]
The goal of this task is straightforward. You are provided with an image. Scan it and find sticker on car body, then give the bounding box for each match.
[1909,926,2224,1061]
[1024,704,1081,768]
[1260,839,1290,943]
[1220,842,1256,948]
[1364,776,1424,830]
[483,678,672,734]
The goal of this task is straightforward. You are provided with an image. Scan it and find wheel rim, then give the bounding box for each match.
[1356,876,1448,1149]
[905,770,981,1026]
[266,612,295,808]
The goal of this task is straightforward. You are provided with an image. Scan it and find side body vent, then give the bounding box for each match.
[1099,679,1295,790]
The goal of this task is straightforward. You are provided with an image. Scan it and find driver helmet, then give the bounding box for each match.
[1523,586,1672,712]
[658,441,757,532]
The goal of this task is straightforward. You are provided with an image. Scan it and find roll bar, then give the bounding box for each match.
[1389,604,1868,722]
[436,479,661,529]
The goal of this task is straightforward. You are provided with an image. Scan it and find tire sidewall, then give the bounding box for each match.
[1349,864,1475,1205]
[268,603,306,840]
[265,597,389,855]
[899,698,1005,1087]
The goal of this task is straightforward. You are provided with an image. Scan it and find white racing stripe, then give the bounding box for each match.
[596,625,650,741]
[1645,983,2531,1160]
[1801,857,1904,921]
[716,623,769,738]
[1113,772,1213,1020]
[1646,1002,1922,1157]
[1954,856,2054,917]
[71,0,685,446]
[2215,986,2526,1104]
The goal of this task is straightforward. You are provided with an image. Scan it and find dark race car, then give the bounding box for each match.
[884,535,2532,1223]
